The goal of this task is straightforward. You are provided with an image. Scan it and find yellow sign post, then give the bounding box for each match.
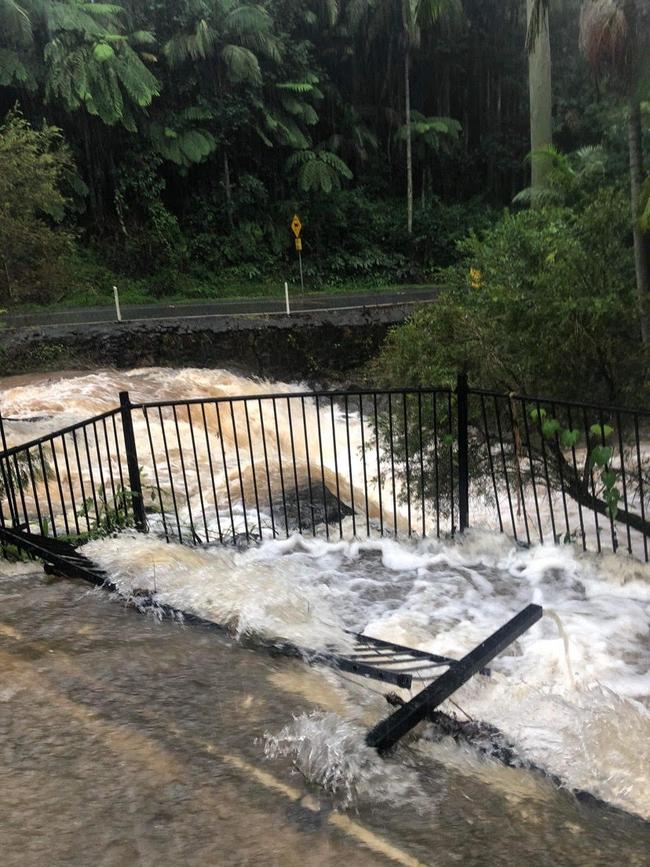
[291,214,304,293]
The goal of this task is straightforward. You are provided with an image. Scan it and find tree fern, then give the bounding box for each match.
[285,147,353,193]
[220,43,261,84]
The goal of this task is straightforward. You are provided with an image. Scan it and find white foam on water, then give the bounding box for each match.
[84,528,650,819]
[264,711,434,812]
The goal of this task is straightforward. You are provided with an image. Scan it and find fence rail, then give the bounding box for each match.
[1,378,648,561]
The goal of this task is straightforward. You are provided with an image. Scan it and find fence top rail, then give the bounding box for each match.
[469,387,650,420]
[0,407,121,461]
[130,386,454,411]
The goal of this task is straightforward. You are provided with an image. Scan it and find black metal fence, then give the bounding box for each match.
[1,378,648,560]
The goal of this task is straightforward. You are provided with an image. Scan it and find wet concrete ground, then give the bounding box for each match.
[1,566,648,867]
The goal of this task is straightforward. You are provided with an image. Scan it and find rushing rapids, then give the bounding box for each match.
[1,367,649,843]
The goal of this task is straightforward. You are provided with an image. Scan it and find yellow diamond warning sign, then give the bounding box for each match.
[291,214,302,238]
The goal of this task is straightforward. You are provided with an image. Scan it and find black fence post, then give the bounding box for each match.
[119,391,147,532]
[456,372,470,532]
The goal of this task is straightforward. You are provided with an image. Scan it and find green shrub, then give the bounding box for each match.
[374,188,647,405]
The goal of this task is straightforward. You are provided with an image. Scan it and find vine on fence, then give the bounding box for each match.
[530,409,620,521]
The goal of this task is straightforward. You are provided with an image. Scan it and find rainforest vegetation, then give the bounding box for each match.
[0,0,648,400]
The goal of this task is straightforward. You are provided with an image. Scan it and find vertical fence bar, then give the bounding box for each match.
[432,393,440,538]
[111,413,127,502]
[25,449,44,534]
[172,405,200,543]
[521,399,544,544]
[272,398,289,537]
[228,401,249,542]
[633,414,648,562]
[456,374,470,532]
[61,434,81,535]
[215,402,237,542]
[534,400,557,543]
[359,394,371,538]
[550,402,571,544]
[158,407,183,542]
[402,393,411,537]
[119,391,147,532]
[615,411,632,556]
[387,394,397,537]
[582,407,601,553]
[143,407,169,541]
[566,405,586,551]
[417,392,425,537]
[244,401,263,539]
[480,395,503,533]
[493,396,516,540]
[257,398,276,539]
[300,396,317,538]
[447,391,455,536]
[315,397,330,540]
[100,418,119,519]
[37,442,57,536]
[49,439,70,535]
[344,395,356,538]
[186,404,209,544]
[286,397,303,534]
[201,403,222,543]
[373,393,384,538]
[329,396,344,539]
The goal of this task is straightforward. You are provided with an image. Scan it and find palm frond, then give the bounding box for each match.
[220,43,262,84]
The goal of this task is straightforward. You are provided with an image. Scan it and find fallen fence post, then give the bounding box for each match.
[366,603,543,753]
[119,391,147,532]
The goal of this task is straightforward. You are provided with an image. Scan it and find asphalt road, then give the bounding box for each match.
[4,285,439,328]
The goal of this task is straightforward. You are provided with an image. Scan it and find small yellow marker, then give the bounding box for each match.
[295,237,302,252]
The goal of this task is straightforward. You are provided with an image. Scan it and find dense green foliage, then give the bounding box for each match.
[374,185,648,403]
[0,109,74,302]
[0,0,612,305]
[0,0,648,408]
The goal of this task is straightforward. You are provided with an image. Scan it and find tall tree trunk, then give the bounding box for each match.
[526,0,553,198]
[405,45,413,234]
[223,149,234,230]
[83,116,98,220]
[628,97,649,346]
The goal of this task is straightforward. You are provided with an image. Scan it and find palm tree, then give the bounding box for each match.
[525,0,553,195]
[579,0,649,345]
[401,0,461,233]
[364,0,461,232]
[0,0,34,87]
[164,0,281,228]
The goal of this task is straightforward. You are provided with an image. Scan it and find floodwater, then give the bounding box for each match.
[0,367,649,866]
